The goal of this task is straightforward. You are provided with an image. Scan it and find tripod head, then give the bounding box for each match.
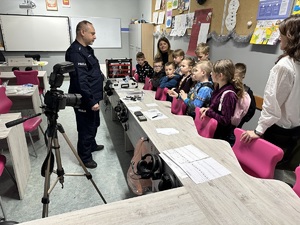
[44,62,81,116]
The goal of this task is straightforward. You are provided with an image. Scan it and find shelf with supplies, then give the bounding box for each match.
[106,58,132,78]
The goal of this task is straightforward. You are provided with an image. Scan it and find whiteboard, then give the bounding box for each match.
[0,15,71,52]
[70,17,121,48]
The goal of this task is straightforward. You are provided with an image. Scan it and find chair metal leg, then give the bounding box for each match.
[0,196,7,221]
[28,132,37,158]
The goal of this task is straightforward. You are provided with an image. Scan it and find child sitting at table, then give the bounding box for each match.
[199,59,244,144]
[159,62,181,89]
[195,43,210,62]
[135,52,154,83]
[172,49,185,75]
[169,60,214,118]
[148,58,166,91]
[173,57,195,94]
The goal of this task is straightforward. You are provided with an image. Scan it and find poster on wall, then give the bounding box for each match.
[186,8,212,56]
[62,0,70,8]
[250,20,281,45]
[45,0,58,11]
[256,0,294,20]
[293,0,300,14]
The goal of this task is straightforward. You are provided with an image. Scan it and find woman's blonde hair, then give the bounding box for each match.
[213,59,244,98]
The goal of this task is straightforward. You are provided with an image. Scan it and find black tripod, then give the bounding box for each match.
[41,106,107,218]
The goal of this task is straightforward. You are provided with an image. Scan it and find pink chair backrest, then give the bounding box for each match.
[171,97,187,115]
[194,107,218,138]
[155,87,168,101]
[293,166,300,197]
[232,128,284,179]
[0,154,6,176]
[143,76,153,90]
[133,73,139,82]
[0,86,13,114]
[13,70,39,86]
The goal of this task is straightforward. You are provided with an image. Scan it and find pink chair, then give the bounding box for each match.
[293,166,300,197]
[0,154,17,223]
[133,73,139,82]
[143,76,153,90]
[155,87,168,101]
[0,87,12,114]
[0,86,44,158]
[232,128,284,179]
[171,97,187,115]
[13,70,44,102]
[194,107,218,138]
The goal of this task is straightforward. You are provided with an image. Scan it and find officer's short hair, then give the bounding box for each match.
[76,20,93,34]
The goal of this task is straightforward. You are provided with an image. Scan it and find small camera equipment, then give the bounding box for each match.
[5,62,107,218]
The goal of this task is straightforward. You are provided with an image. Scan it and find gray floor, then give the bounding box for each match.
[0,81,135,223]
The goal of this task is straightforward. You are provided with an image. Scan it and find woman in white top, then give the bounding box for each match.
[241,14,300,171]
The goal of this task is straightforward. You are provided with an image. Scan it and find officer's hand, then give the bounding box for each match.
[92,103,100,111]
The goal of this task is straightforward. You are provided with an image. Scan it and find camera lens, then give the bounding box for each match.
[64,93,81,108]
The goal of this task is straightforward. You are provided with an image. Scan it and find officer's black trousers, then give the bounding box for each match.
[74,108,100,163]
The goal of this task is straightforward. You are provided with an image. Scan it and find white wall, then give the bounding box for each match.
[0,0,141,75]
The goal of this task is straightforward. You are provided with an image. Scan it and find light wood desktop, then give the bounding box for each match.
[0,70,49,91]
[0,61,48,72]
[6,85,42,115]
[0,113,31,200]
[20,87,300,224]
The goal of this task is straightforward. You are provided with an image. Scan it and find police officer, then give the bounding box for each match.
[65,20,104,169]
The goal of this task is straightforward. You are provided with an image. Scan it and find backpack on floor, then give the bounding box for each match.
[218,90,251,127]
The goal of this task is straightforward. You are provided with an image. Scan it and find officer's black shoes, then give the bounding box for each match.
[84,159,97,169]
[92,145,104,152]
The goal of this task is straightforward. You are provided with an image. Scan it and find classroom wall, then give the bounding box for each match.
[0,0,144,76]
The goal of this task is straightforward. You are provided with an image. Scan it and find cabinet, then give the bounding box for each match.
[129,23,154,68]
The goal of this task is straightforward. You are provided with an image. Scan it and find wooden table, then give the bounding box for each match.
[0,61,48,73]
[0,70,49,91]
[0,113,31,200]
[6,85,42,115]
[20,87,300,224]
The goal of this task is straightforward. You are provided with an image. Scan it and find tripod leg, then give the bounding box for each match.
[52,137,65,187]
[42,136,54,218]
[56,123,107,204]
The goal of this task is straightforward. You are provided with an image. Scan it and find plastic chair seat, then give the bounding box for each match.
[155,87,168,101]
[194,107,218,138]
[171,97,187,115]
[293,166,300,197]
[0,87,13,114]
[0,155,6,175]
[232,128,284,179]
[23,117,42,133]
[143,76,153,90]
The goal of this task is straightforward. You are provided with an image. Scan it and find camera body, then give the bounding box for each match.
[44,62,81,113]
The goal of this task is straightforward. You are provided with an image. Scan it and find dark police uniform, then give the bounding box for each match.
[65,40,104,163]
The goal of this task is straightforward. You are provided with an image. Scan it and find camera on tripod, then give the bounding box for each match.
[44,62,81,112]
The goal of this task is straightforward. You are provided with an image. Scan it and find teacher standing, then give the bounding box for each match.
[155,37,174,65]
[65,20,104,169]
[241,15,300,171]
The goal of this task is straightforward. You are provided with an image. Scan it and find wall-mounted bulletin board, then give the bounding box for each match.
[151,0,260,36]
